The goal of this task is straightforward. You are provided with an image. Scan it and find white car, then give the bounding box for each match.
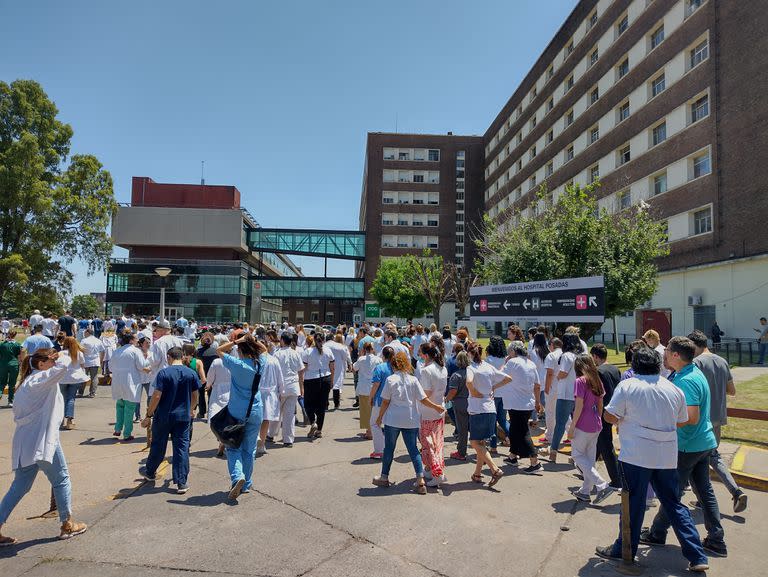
[302,323,319,335]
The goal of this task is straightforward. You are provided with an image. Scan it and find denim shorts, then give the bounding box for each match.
[469,412,496,440]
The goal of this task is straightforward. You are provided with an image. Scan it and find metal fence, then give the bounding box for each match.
[592,333,762,366]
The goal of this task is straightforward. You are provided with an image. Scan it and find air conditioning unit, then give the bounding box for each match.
[688,295,703,306]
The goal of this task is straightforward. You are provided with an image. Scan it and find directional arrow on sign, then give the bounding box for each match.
[589,296,598,307]
[503,300,510,310]
[473,301,479,311]
[523,299,530,310]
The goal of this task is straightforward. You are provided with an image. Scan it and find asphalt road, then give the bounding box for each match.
[0,378,764,577]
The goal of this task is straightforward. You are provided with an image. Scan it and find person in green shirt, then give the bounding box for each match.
[0,330,22,407]
[641,336,727,558]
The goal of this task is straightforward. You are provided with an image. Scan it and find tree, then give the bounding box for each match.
[370,258,431,321]
[0,80,116,314]
[405,250,452,327]
[474,182,669,338]
[70,294,101,318]
[447,263,476,320]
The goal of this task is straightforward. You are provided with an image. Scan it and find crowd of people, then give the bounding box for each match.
[0,311,753,572]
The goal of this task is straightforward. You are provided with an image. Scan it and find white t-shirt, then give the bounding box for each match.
[80,335,105,368]
[381,372,426,429]
[556,351,577,401]
[385,339,409,357]
[326,340,351,390]
[273,346,304,396]
[530,349,548,387]
[580,339,589,354]
[655,344,671,378]
[544,348,563,394]
[184,322,197,340]
[42,318,57,337]
[486,356,506,370]
[605,374,688,469]
[302,346,335,379]
[499,357,539,411]
[353,354,381,396]
[29,314,43,328]
[410,334,426,360]
[466,361,507,414]
[418,362,447,421]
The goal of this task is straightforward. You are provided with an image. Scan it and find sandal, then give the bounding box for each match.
[489,468,504,487]
[471,473,484,484]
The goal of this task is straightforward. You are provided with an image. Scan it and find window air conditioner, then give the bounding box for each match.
[687,295,703,306]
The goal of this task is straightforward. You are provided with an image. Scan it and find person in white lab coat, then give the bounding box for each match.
[100,330,118,386]
[78,329,105,398]
[256,348,284,456]
[148,320,184,391]
[268,333,305,446]
[110,331,151,441]
[206,356,232,457]
[0,348,88,545]
[327,333,352,409]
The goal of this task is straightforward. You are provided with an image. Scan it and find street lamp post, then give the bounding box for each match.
[155,267,172,321]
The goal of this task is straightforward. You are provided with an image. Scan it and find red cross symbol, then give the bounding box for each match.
[480,299,488,312]
[576,295,587,310]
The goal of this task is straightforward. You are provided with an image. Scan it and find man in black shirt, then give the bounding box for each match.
[591,343,621,489]
[58,310,76,337]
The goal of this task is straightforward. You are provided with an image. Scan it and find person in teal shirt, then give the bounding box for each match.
[642,336,726,558]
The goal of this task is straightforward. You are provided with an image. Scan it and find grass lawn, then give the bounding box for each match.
[722,373,768,448]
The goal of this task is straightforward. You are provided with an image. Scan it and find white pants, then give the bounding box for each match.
[544,390,557,441]
[370,405,385,454]
[571,428,608,494]
[267,394,298,444]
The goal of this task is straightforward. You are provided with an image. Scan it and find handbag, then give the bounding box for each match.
[210,360,261,448]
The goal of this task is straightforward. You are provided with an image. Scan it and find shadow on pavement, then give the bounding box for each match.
[0,536,59,558]
[167,491,233,507]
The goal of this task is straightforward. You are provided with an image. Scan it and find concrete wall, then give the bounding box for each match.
[112,206,246,250]
[603,254,768,340]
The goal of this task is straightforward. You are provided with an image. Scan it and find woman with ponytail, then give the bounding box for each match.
[0,348,87,545]
[568,354,615,505]
[417,343,448,487]
[58,337,88,430]
[301,332,335,439]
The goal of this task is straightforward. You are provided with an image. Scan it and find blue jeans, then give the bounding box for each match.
[650,449,725,546]
[60,383,79,419]
[550,399,575,451]
[381,425,424,478]
[0,444,71,524]
[226,405,263,490]
[611,460,707,565]
[146,418,191,486]
[489,397,508,449]
[759,342,768,364]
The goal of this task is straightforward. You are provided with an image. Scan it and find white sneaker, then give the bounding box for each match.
[426,474,447,488]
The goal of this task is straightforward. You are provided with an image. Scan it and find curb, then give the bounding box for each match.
[726,446,768,492]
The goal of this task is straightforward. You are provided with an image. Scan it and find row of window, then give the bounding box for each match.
[107,273,248,295]
[382,191,440,205]
[383,147,441,162]
[455,150,466,265]
[489,145,713,225]
[484,34,712,204]
[486,0,707,161]
[383,170,440,184]
[381,213,439,227]
[486,0,710,186]
[381,235,439,249]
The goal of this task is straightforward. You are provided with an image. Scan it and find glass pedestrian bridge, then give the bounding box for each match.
[256,277,364,299]
[246,228,366,260]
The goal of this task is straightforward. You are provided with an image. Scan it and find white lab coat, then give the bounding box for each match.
[259,354,284,421]
[11,356,71,469]
[206,358,231,420]
[327,340,351,391]
[101,334,117,362]
[110,345,151,403]
[59,351,89,384]
[149,335,184,391]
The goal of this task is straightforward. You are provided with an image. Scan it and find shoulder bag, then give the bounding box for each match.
[210,360,261,448]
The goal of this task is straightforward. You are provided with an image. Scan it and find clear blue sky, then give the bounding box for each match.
[1,0,578,295]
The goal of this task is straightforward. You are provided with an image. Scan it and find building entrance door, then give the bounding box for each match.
[165,307,182,323]
[637,309,672,345]
[693,305,716,336]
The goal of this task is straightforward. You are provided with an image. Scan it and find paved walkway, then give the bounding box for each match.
[731,366,768,384]
[0,379,765,577]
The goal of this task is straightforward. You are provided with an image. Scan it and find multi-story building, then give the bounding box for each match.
[357,132,484,323]
[482,0,767,340]
[359,0,767,339]
[106,177,301,324]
